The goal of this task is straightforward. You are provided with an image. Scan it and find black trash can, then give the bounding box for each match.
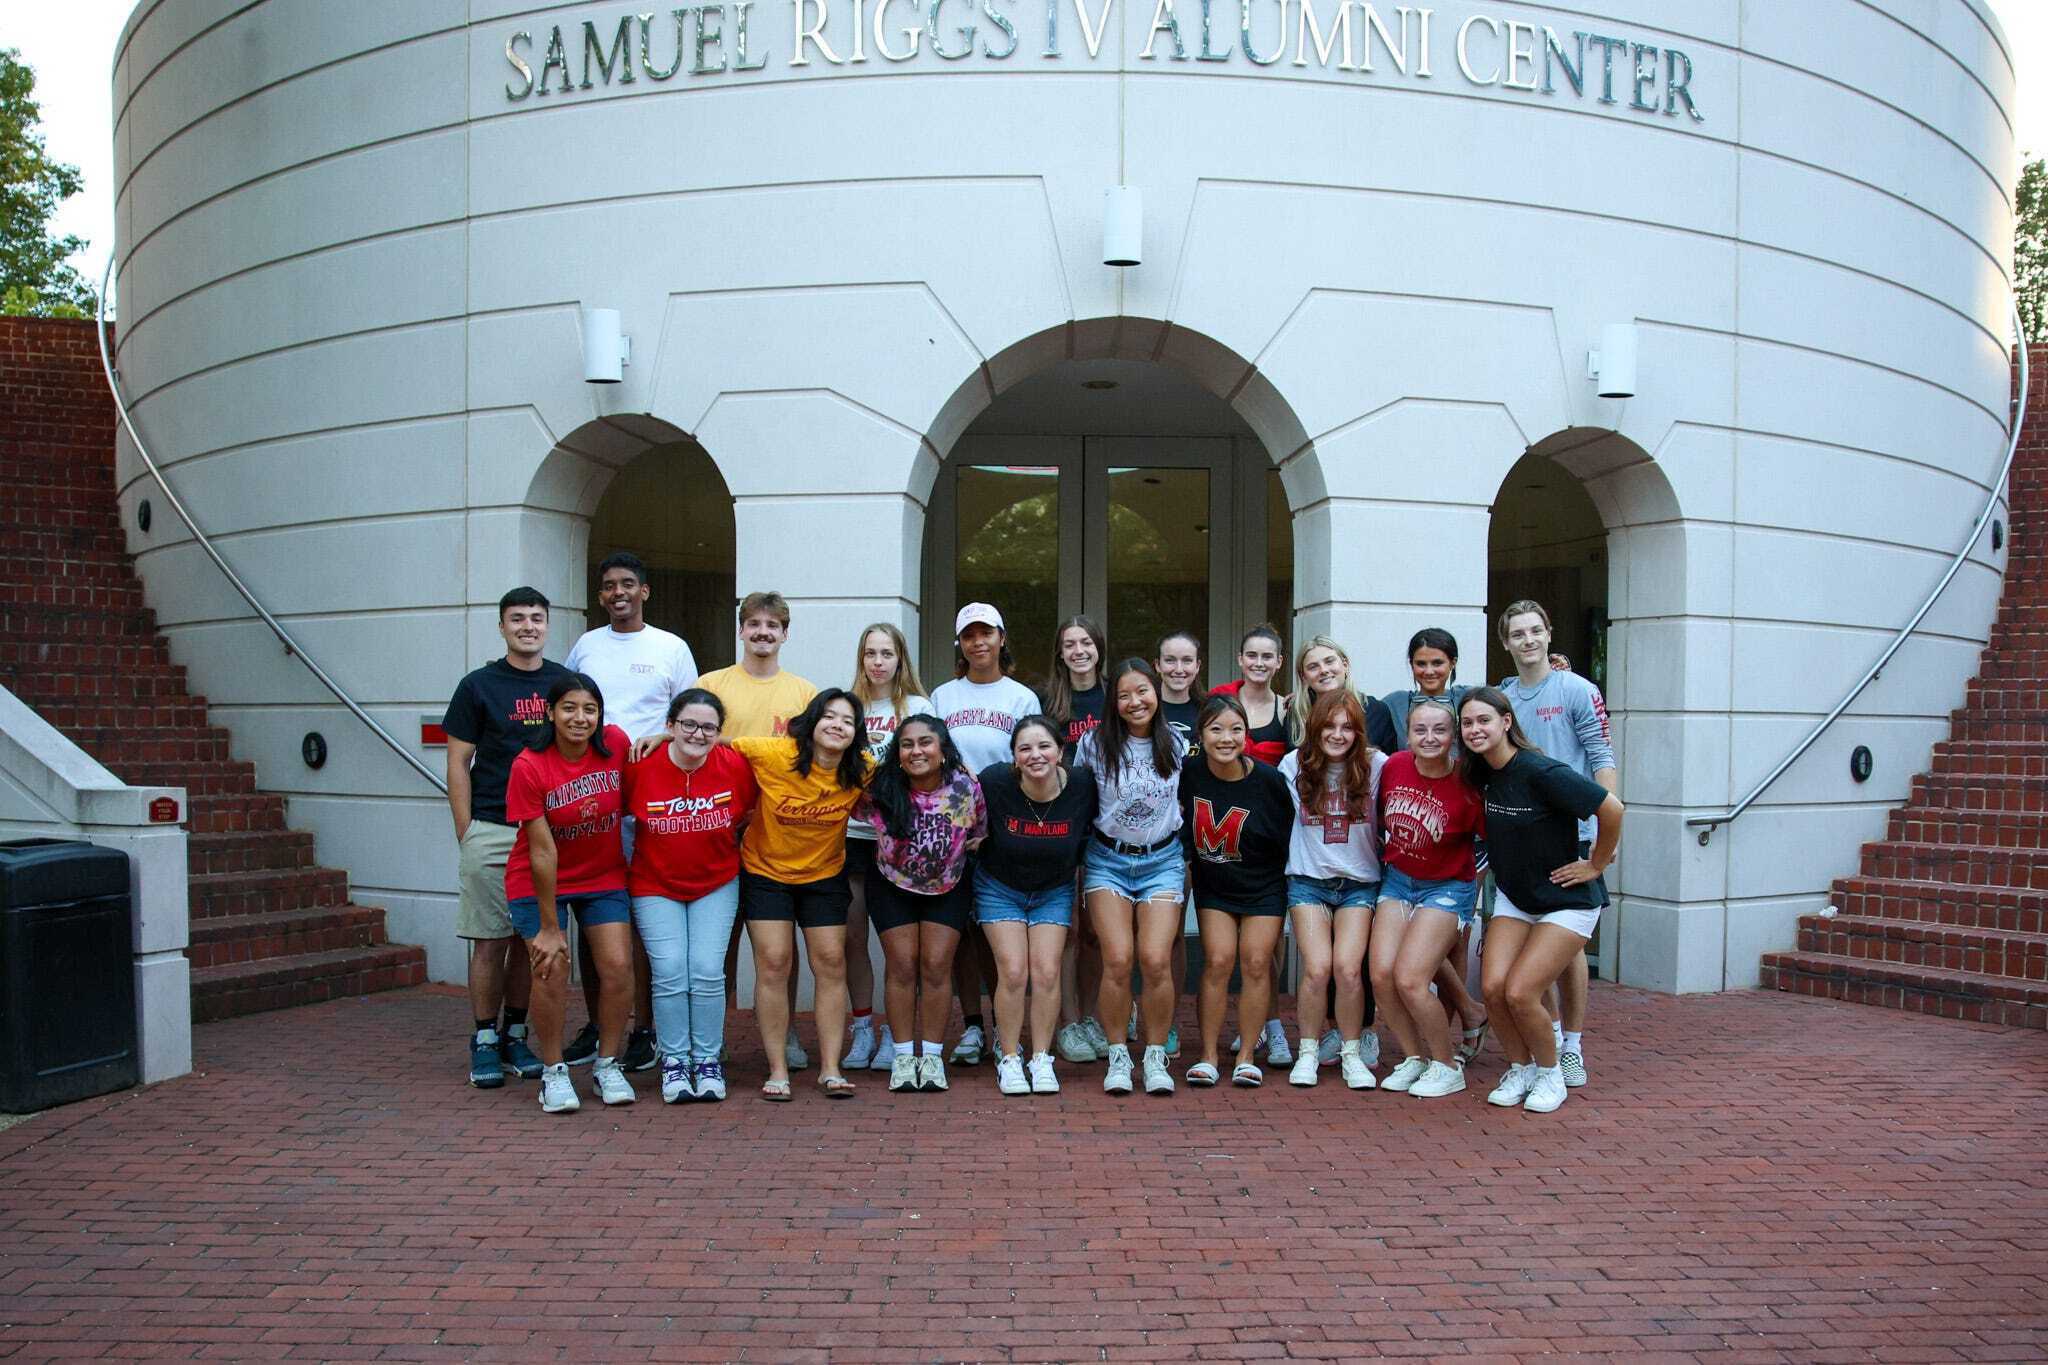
[0,839,138,1113]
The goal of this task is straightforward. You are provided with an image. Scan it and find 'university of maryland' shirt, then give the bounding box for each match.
[504,726,630,901]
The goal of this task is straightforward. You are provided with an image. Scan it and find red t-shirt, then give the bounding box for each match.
[1377,749,1485,882]
[624,743,758,900]
[504,726,630,901]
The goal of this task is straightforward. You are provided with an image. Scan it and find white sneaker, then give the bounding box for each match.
[660,1056,694,1104]
[996,1053,1029,1096]
[868,1026,897,1070]
[950,1024,986,1066]
[1560,1049,1588,1088]
[1141,1045,1174,1095]
[1486,1063,1537,1107]
[1056,1021,1098,1062]
[1288,1050,1319,1087]
[1358,1031,1381,1068]
[1317,1029,1342,1063]
[1381,1056,1427,1093]
[1103,1044,1134,1094]
[888,1054,917,1092]
[1409,1060,1467,1098]
[845,1019,877,1071]
[538,1062,580,1113]
[918,1054,948,1092]
[1027,1052,1059,1094]
[593,1057,635,1106]
[1523,1065,1568,1113]
[1340,1042,1379,1091]
[1262,1019,1293,1065]
[1082,1017,1110,1058]
[785,1035,810,1071]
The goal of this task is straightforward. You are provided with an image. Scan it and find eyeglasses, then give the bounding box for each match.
[671,720,719,736]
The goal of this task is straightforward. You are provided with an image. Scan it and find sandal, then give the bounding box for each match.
[1231,1062,1263,1088]
[760,1078,793,1101]
[1456,1020,1491,1065]
[818,1074,856,1098]
[1185,1061,1219,1087]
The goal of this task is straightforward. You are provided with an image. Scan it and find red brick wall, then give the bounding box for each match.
[0,316,116,472]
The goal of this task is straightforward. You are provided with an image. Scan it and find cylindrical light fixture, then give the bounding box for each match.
[1595,322,1638,399]
[1103,186,1142,267]
[581,307,630,384]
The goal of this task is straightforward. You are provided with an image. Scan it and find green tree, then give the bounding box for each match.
[2020,157,2046,344]
[0,48,93,319]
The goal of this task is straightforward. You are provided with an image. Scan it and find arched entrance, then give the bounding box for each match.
[586,437,736,670]
[1487,450,1610,689]
[922,356,1294,688]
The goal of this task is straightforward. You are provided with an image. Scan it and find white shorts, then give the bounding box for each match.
[1491,889,1601,941]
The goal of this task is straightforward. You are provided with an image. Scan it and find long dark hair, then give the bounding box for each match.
[863,714,968,840]
[1456,686,1539,788]
[1407,626,1459,682]
[1294,688,1375,822]
[1092,658,1180,790]
[528,673,611,757]
[1045,615,1107,729]
[787,688,869,789]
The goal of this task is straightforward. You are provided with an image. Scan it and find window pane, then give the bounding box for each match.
[1105,466,1209,667]
[956,465,1060,692]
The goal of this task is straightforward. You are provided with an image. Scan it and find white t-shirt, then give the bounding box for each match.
[848,693,936,842]
[1276,749,1385,883]
[930,675,1040,775]
[565,624,698,742]
[1076,728,1188,846]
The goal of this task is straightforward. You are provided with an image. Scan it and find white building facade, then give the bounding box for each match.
[109,0,2019,992]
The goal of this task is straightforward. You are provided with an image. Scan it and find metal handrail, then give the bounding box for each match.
[1688,298,2031,844]
[94,257,449,795]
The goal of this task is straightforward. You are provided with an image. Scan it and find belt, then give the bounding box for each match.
[1093,830,1181,856]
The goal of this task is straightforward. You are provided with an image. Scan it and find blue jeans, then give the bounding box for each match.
[632,880,741,1065]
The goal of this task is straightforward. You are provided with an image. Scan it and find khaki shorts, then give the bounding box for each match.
[456,820,518,940]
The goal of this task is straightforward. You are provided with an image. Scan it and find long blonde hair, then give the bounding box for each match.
[1287,634,1360,742]
[849,622,928,720]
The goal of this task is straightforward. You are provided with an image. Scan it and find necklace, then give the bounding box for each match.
[1021,768,1067,823]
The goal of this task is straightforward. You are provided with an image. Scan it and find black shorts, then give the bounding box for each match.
[843,837,876,880]
[740,870,851,929]
[868,876,972,935]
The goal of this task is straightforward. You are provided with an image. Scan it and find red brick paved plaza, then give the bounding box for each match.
[2,983,2044,1362]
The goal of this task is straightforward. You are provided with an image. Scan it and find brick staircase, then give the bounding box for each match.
[1761,344,2048,1028]
[0,317,425,1022]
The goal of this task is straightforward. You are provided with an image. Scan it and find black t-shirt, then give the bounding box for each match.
[1476,749,1610,912]
[442,657,576,825]
[1363,695,1398,756]
[1177,758,1293,914]
[976,761,1100,893]
[1060,684,1105,752]
[1159,696,1202,748]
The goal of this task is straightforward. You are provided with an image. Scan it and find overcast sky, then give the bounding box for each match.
[12,0,2048,301]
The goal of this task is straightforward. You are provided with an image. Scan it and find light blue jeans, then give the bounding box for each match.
[632,879,741,1065]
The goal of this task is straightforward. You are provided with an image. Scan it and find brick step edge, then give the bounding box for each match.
[190,944,428,1024]
[1796,914,2048,981]
[1759,950,2048,1028]
[186,905,389,969]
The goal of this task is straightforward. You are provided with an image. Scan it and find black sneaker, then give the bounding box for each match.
[468,1029,505,1088]
[622,1027,659,1073]
[499,1024,544,1080]
[562,1022,599,1067]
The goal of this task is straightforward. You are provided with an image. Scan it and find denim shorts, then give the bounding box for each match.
[1285,874,1380,911]
[508,888,631,939]
[1377,864,1480,926]
[973,867,1074,928]
[1082,840,1187,905]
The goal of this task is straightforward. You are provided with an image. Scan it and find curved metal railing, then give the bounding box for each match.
[1688,298,2031,844]
[94,258,449,795]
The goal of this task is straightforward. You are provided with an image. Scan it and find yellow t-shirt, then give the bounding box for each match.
[731,737,868,883]
[697,665,818,740]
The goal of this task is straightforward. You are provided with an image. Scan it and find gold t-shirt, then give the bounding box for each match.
[697,666,817,740]
[730,737,867,883]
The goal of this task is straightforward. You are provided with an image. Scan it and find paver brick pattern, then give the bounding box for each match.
[2,984,2045,1362]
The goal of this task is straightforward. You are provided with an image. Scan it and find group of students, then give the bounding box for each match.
[443,553,1621,1119]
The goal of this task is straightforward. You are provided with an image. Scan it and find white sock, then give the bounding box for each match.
[893,1041,914,1059]
[1551,1020,1565,1047]
[922,1039,943,1055]
[1562,1031,1582,1055]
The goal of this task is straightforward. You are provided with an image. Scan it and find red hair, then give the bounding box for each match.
[1294,689,1375,821]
